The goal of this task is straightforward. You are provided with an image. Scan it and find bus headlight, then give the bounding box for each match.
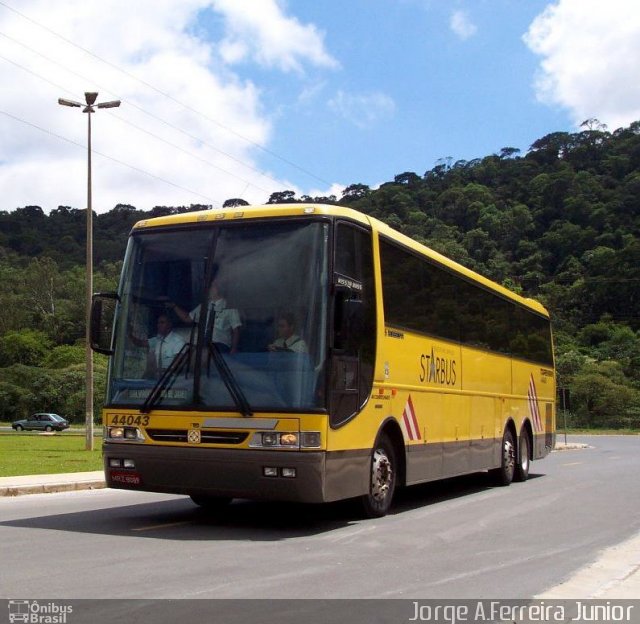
[262,433,278,447]
[300,432,321,448]
[250,432,300,449]
[249,431,321,449]
[106,426,143,441]
[279,433,298,446]
[124,427,139,440]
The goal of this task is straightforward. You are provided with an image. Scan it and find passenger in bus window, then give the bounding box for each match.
[129,313,185,377]
[169,280,241,354]
[268,313,308,353]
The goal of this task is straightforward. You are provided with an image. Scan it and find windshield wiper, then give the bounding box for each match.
[207,343,253,417]
[141,343,191,413]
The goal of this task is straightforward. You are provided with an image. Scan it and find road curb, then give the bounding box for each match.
[0,471,106,497]
[537,531,640,599]
[0,480,105,497]
[554,442,591,450]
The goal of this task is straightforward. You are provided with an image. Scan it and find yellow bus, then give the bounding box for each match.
[91,203,555,517]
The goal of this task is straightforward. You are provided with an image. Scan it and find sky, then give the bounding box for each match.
[1,0,640,213]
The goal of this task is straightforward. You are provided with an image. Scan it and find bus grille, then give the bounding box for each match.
[145,429,249,444]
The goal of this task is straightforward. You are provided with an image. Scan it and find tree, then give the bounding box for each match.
[223,198,250,208]
[0,329,51,367]
[267,190,297,204]
[394,172,421,187]
[43,344,85,369]
[23,257,61,329]
[580,118,607,132]
[528,132,572,163]
[149,206,176,218]
[0,381,27,421]
[341,184,371,202]
[571,362,638,428]
[498,147,521,159]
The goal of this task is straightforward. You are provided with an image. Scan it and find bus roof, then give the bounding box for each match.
[132,203,549,317]
[131,203,371,230]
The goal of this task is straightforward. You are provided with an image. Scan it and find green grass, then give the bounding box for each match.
[0,433,103,477]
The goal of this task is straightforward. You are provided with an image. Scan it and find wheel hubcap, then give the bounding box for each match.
[504,438,515,476]
[521,439,529,471]
[371,449,393,502]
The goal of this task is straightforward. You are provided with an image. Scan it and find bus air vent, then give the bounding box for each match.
[146,429,248,444]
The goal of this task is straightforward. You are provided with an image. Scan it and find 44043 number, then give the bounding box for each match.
[109,414,150,427]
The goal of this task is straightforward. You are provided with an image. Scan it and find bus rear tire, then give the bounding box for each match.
[360,435,396,518]
[514,431,531,482]
[490,429,516,486]
[190,495,232,510]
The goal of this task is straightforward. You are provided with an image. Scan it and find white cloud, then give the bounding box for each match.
[304,182,345,201]
[524,0,640,128]
[450,10,477,41]
[212,0,339,73]
[328,91,396,129]
[0,0,337,212]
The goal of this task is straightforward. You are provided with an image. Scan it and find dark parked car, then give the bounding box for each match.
[12,413,70,432]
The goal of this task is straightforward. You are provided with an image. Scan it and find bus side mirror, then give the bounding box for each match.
[90,292,119,355]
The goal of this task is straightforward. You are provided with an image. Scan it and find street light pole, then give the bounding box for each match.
[58,92,121,451]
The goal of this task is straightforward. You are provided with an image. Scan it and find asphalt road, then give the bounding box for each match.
[1,435,639,599]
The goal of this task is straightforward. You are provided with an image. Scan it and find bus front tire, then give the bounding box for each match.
[514,432,531,482]
[189,495,232,510]
[360,435,397,518]
[490,429,516,486]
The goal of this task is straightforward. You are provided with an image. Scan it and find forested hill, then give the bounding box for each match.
[346,120,639,328]
[0,119,639,427]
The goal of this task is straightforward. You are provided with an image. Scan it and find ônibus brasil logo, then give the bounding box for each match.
[8,600,73,624]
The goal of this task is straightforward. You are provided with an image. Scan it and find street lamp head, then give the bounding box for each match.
[96,100,121,109]
[85,92,98,106]
[58,97,82,108]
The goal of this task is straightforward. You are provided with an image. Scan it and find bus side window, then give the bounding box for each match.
[330,223,376,427]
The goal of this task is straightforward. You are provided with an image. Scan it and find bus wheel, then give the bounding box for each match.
[514,432,531,482]
[360,435,396,518]
[490,429,516,486]
[190,495,232,510]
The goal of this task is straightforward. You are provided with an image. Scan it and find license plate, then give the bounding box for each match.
[110,470,142,486]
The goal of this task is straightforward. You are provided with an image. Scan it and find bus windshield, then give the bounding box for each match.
[108,220,329,412]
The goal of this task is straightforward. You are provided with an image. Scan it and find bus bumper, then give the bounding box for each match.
[104,442,332,503]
